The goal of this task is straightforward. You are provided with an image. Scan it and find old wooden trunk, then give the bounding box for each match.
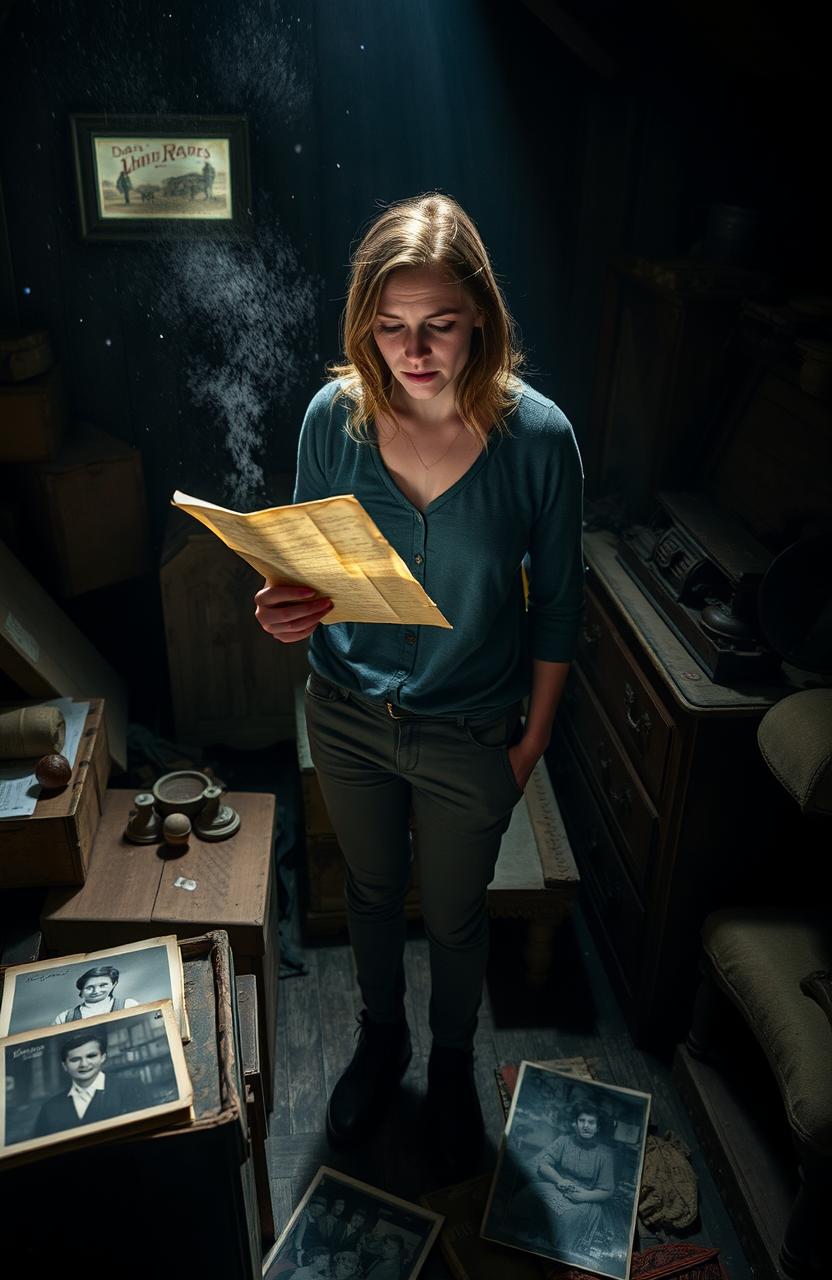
[0,930,263,1279]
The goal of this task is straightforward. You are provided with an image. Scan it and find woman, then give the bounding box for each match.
[515,1105,615,1260]
[255,192,584,1181]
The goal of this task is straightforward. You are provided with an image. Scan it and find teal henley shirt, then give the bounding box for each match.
[293,377,585,716]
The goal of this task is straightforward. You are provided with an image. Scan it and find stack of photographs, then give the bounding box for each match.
[0,936,194,1167]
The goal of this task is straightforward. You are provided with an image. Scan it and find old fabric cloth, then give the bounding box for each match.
[638,1131,699,1231]
[546,1240,729,1279]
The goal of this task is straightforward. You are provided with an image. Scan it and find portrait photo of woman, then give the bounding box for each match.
[482,1063,649,1280]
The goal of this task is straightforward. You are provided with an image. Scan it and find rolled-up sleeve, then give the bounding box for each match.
[526,408,585,662]
[292,386,334,504]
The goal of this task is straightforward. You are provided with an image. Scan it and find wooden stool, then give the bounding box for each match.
[295,687,579,984]
[40,789,279,1109]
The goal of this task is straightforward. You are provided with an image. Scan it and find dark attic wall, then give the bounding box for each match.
[0,0,592,540]
[2,0,824,729]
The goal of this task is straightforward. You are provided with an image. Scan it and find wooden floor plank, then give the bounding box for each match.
[316,943,361,1099]
[282,951,328,1135]
[266,1177,295,1245]
[266,905,754,1280]
[271,976,291,1138]
[403,932,433,1059]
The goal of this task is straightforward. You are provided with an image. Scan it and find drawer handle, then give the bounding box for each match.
[597,745,632,815]
[624,682,652,743]
[581,622,601,651]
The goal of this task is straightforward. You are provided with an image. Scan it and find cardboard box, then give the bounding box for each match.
[0,330,53,383]
[160,503,307,748]
[0,931,261,1280]
[0,540,127,770]
[0,363,65,461]
[0,698,110,888]
[20,423,151,597]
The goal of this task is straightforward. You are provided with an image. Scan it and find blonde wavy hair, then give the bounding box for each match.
[325,192,527,448]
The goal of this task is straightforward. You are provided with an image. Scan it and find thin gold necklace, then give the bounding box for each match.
[396,419,465,470]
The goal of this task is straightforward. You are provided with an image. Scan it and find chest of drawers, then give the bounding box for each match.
[549,531,799,1045]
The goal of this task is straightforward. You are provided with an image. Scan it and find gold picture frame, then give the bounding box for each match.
[70,113,253,241]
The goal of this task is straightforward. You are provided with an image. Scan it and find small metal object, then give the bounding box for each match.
[123,771,240,846]
[153,769,212,817]
[162,812,192,846]
[194,785,241,841]
[124,793,162,844]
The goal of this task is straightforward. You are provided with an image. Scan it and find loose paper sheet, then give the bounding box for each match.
[0,697,89,819]
[171,491,452,628]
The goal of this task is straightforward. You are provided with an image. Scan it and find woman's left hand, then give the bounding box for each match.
[507,735,545,792]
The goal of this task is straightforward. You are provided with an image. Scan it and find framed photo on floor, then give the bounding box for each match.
[263,1166,444,1279]
[70,113,253,241]
[481,1062,650,1280]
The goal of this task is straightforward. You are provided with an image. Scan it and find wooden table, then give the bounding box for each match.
[40,789,278,1107]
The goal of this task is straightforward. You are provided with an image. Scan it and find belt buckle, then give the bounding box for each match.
[386,700,405,720]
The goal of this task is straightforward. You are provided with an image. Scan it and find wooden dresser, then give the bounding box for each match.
[549,530,802,1047]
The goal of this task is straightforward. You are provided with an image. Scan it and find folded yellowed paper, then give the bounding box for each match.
[171,491,452,628]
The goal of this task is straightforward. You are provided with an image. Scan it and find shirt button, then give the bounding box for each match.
[404,632,416,645]
[414,554,424,565]
[415,514,423,524]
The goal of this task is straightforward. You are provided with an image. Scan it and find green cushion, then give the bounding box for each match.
[703,907,832,1155]
[757,689,832,815]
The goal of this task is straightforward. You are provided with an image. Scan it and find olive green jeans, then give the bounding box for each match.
[303,670,525,1050]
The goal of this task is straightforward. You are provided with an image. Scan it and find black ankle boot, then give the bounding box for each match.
[424,1044,484,1184]
[326,1010,412,1149]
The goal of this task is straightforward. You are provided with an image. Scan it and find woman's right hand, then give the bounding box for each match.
[254,583,333,644]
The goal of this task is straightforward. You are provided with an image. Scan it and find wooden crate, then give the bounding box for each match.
[0,698,110,888]
[160,505,308,749]
[41,788,279,1109]
[0,363,65,461]
[0,930,261,1279]
[20,423,150,597]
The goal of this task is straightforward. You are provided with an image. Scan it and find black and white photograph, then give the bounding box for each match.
[481,1063,650,1280]
[0,935,188,1040]
[0,1001,193,1166]
[263,1166,443,1280]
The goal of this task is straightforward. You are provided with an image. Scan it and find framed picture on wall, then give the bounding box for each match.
[70,113,253,242]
